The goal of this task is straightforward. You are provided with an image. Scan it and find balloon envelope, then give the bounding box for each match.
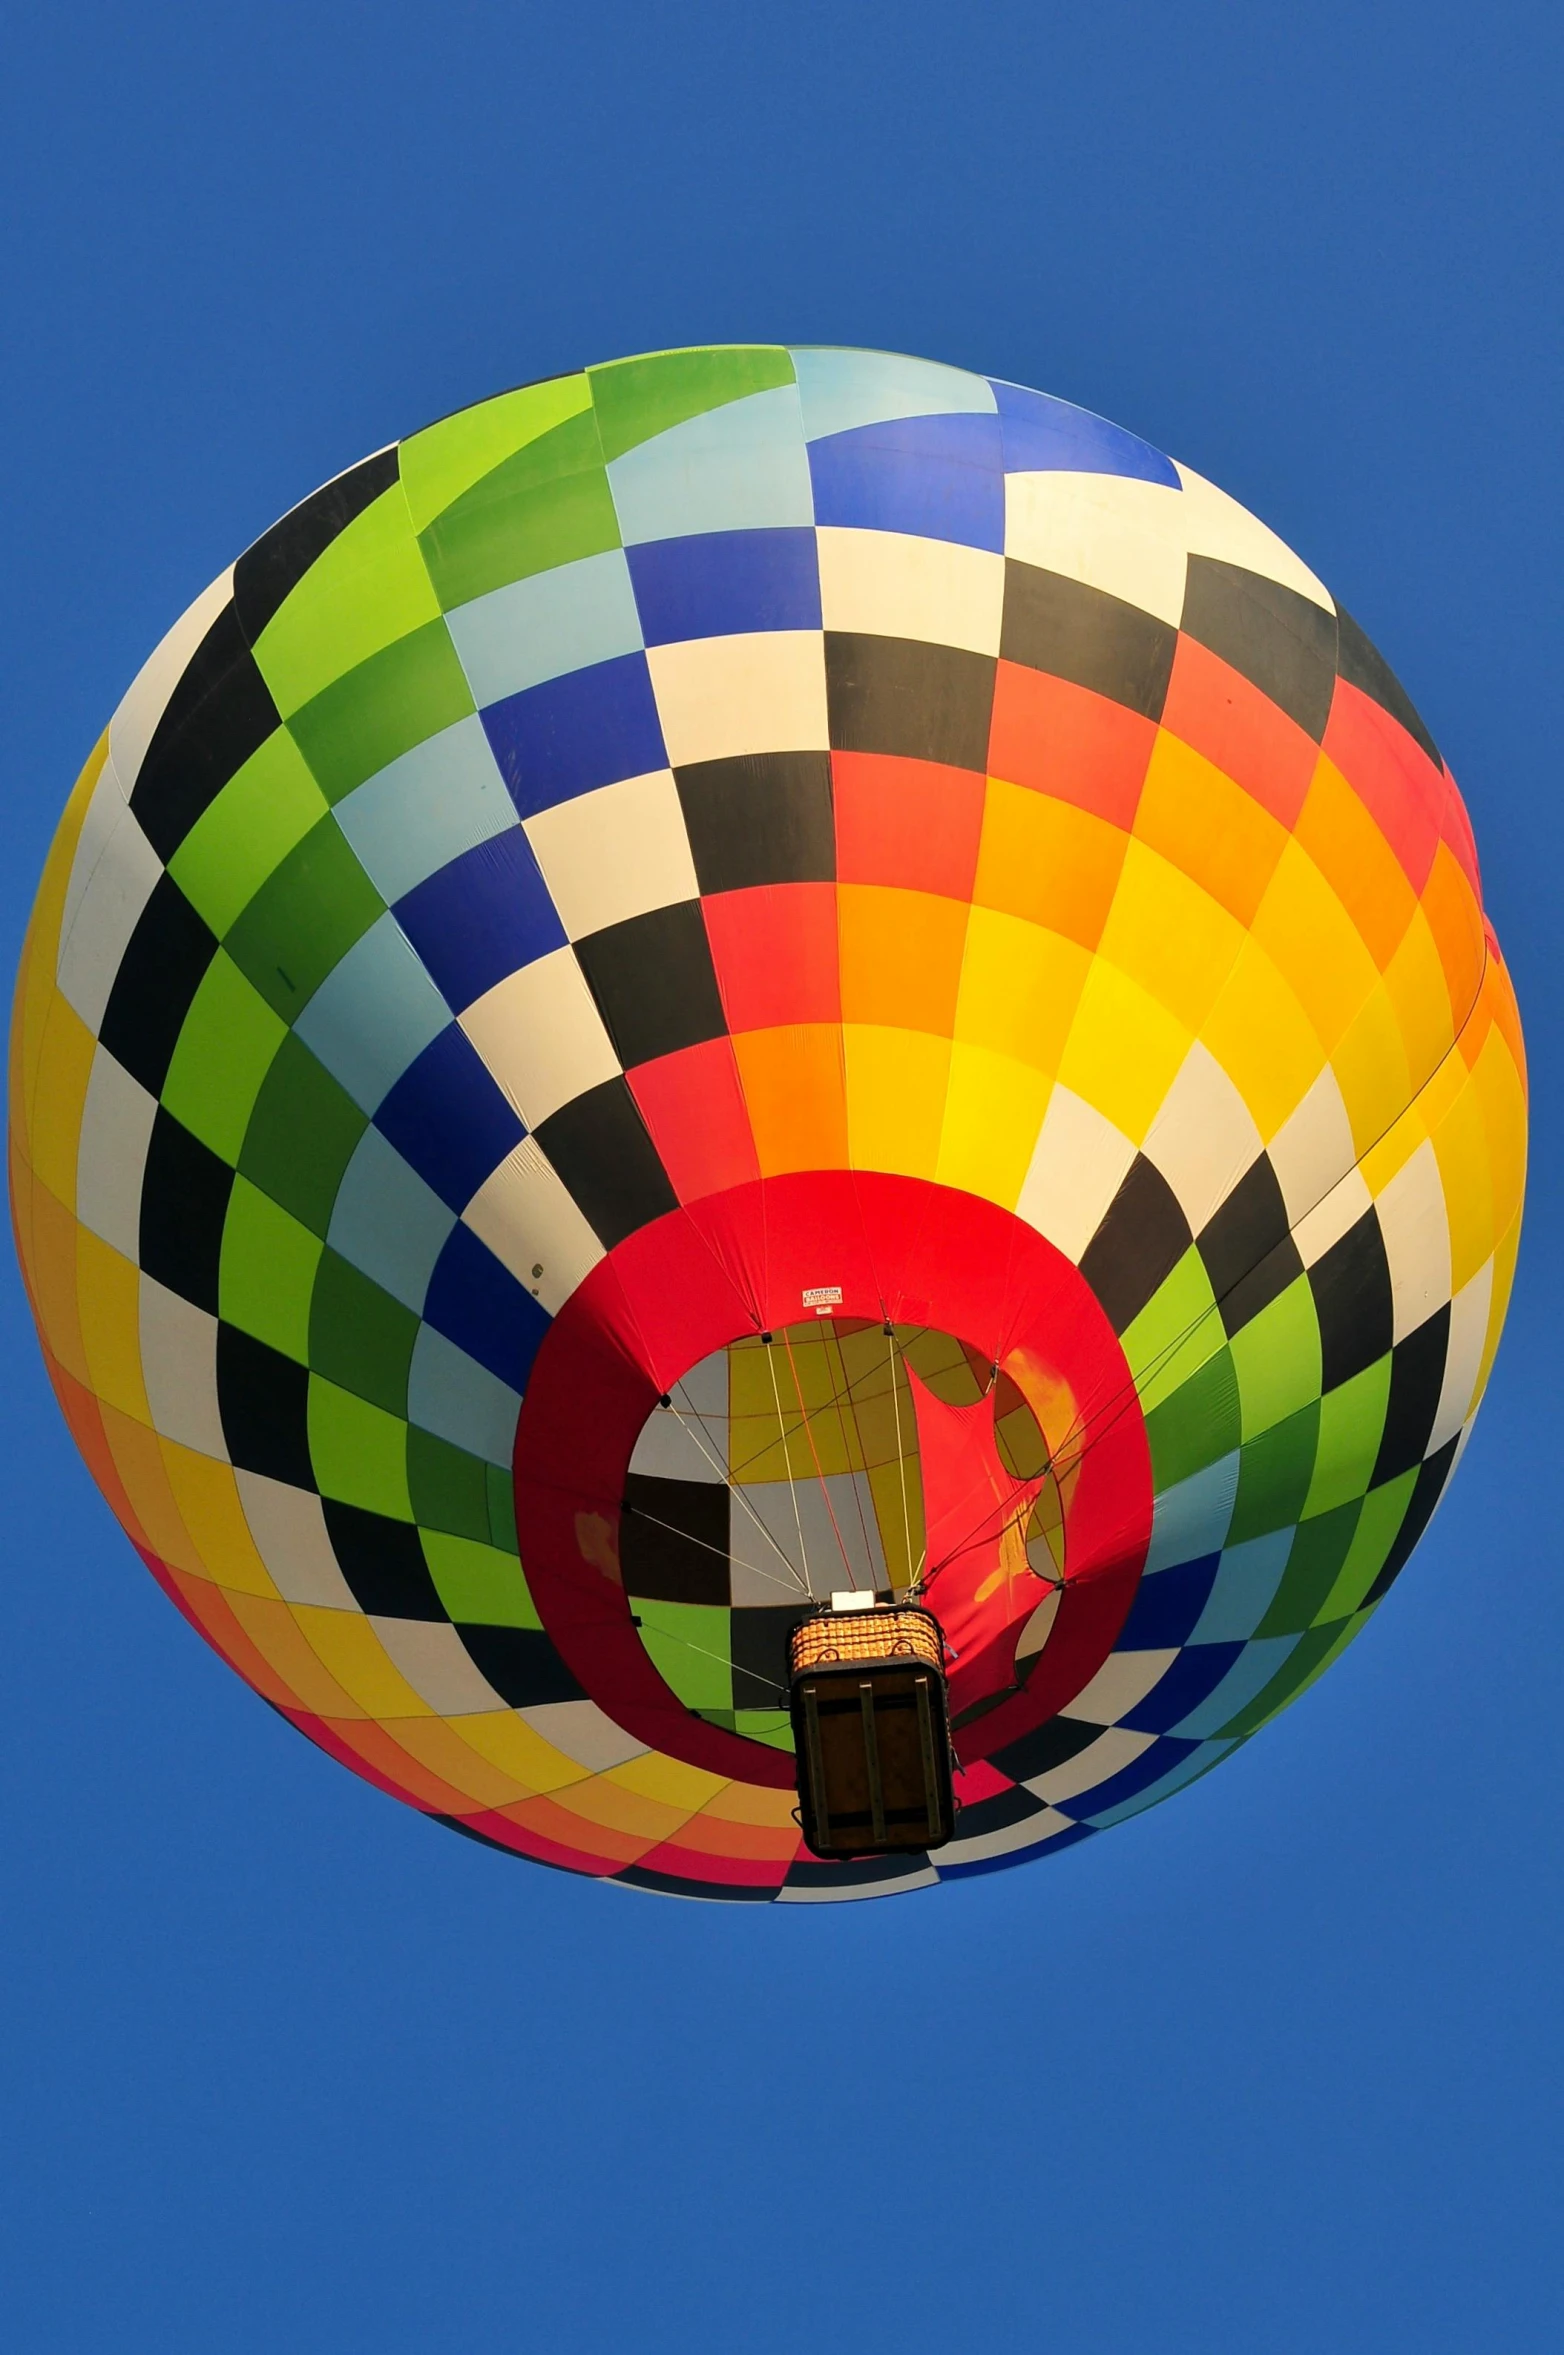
[9,346,1526,1899]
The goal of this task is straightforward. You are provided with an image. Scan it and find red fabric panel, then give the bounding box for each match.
[988,661,1156,829]
[628,1037,761,1203]
[832,751,986,898]
[1161,635,1319,829]
[1322,675,1448,894]
[702,882,840,1033]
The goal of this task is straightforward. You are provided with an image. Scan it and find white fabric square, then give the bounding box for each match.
[56,760,163,1035]
[645,631,828,769]
[107,567,234,795]
[1015,1084,1137,1264]
[370,1619,509,1716]
[237,1471,359,1609]
[1267,1064,1359,1224]
[1061,1647,1179,1726]
[937,1804,1078,1866]
[461,1137,605,1312]
[1429,1258,1493,1453]
[523,769,697,940]
[1003,472,1191,627]
[459,946,620,1127]
[1023,1725,1156,1805]
[1374,1139,1453,1341]
[816,528,1004,655]
[75,1047,157,1259]
[1144,1043,1264,1235]
[520,1700,648,1771]
[139,1277,227,1459]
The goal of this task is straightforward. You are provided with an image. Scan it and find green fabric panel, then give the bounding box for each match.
[307,1377,413,1518]
[218,1178,322,1362]
[307,1249,417,1416]
[422,1530,539,1629]
[1122,1246,1223,1416]
[286,619,475,804]
[1214,1620,1348,1738]
[631,1599,733,1711]
[238,1032,367,1236]
[1226,1400,1320,1545]
[1142,1345,1241,1490]
[160,952,287,1164]
[1229,1275,1322,1438]
[398,374,593,533]
[1303,1355,1393,1518]
[1257,1500,1362,1636]
[252,485,442,717]
[1320,1471,1417,1618]
[166,729,329,938]
[485,1465,519,1552]
[732,1709,795,1754]
[407,1426,494,1542]
[224,817,384,1020]
[588,345,795,461]
[418,412,619,610]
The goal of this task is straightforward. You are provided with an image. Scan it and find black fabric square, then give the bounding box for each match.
[456,1625,586,1708]
[535,1077,679,1249]
[1181,557,1339,740]
[825,632,995,770]
[1335,608,1442,768]
[217,1325,314,1487]
[950,1783,1048,1840]
[97,873,218,1098]
[1000,562,1177,720]
[1364,1435,1458,1607]
[129,603,281,861]
[1199,1158,1302,1337]
[1309,1211,1395,1391]
[675,751,835,892]
[620,1473,731,1605]
[232,447,401,642]
[1372,1308,1451,1485]
[990,1711,1103,1785]
[138,1109,233,1312]
[1079,1155,1193,1334]
[323,1501,446,1621]
[573,900,727,1070]
[729,1602,811,1709]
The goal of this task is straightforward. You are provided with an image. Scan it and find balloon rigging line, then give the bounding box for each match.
[780,1323,857,1587]
[819,1318,882,1583]
[665,1383,813,1595]
[761,1339,814,1597]
[887,1322,914,1589]
[619,1497,810,1602]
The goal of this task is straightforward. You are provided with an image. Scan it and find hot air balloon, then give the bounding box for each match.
[9,345,1525,1899]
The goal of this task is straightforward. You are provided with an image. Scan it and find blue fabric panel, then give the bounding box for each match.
[1145,1450,1240,1571]
[1068,1735,1200,1818]
[482,652,668,817]
[1170,1635,1301,1738]
[1119,1644,1245,1735]
[938,1821,1095,1878]
[423,1220,547,1393]
[333,716,517,905]
[1116,1553,1222,1649]
[808,412,1006,550]
[990,378,1181,487]
[325,1127,455,1314]
[626,528,821,645]
[792,347,997,441]
[1084,1738,1235,1827]
[607,387,813,543]
[375,1023,525,1213]
[394,828,565,1013]
[292,912,452,1114]
[406,1323,523,1469]
[1189,1529,1296,1643]
[445,549,643,708]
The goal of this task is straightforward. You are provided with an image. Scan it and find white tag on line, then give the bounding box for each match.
[802,1284,843,1309]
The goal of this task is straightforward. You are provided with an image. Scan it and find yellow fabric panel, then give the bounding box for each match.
[450,1709,588,1794]
[25,992,95,1213]
[1134,731,1288,928]
[936,1043,1052,1208]
[1200,935,1329,1141]
[694,1778,800,1826]
[388,1715,542,1809]
[13,738,107,1136]
[731,1025,848,1173]
[98,1401,201,1574]
[1381,904,1457,1095]
[223,1592,367,1720]
[1249,839,1381,1052]
[606,1752,729,1810]
[1425,1070,1493,1294]
[972,778,1127,952]
[1330,983,1415,1160]
[837,883,969,1036]
[1293,755,1418,972]
[843,1023,952,1177]
[74,1231,150,1422]
[1469,1019,1528,1247]
[953,904,1090,1073]
[18,1179,88,1388]
[292,1607,436,1718]
[548,1772,699,1844]
[1478,1213,1522,1400]
[1056,954,1192,1144]
[1099,839,1247,1035]
[159,1445,279,1600]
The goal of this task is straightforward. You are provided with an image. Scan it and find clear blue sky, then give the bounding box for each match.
[2,5,1559,2347]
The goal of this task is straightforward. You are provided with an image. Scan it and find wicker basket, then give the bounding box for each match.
[789,1604,944,1678]
[789,1604,954,1858]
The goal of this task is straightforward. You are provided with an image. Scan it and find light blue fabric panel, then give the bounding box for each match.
[1085,1739,1237,1827]
[293,913,452,1114]
[406,1323,523,1468]
[326,1126,455,1312]
[1190,1529,1296,1644]
[1169,1638,1301,1740]
[446,548,643,709]
[607,387,813,544]
[1145,1451,1241,1573]
[791,346,997,441]
[334,717,517,904]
